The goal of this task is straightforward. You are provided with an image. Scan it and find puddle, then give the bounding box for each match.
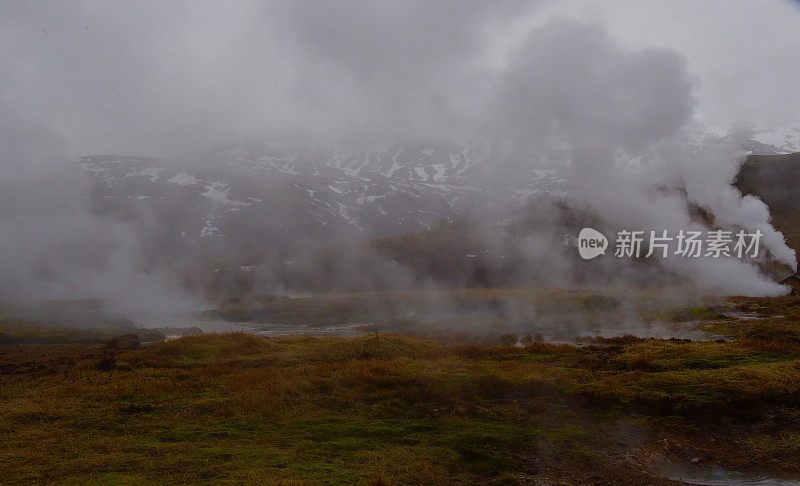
[131,310,728,343]
[662,464,800,485]
[720,310,762,321]
[498,320,722,345]
[252,322,367,338]
[131,311,369,339]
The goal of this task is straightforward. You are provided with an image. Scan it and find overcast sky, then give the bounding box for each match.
[1,0,798,158]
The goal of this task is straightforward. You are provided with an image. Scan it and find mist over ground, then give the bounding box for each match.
[1,1,799,311]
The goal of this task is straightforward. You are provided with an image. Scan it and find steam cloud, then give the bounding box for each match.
[492,19,796,295]
[0,2,797,305]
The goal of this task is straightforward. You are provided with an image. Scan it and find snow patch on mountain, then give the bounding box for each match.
[200,182,235,204]
[751,126,800,154]
[125,166,166,182]
[167,172,201,185]
[75,130,796,256]
[200,219,219,238]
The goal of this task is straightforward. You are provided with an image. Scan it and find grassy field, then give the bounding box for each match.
[2,294,800,485]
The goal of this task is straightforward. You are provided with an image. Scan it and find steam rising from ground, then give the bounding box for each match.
[0,3,796,308]
[491,20,795,295]
[0,108,198,311]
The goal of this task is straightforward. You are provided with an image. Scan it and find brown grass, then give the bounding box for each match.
[2,329,800,484]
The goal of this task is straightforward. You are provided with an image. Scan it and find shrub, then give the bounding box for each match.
[628,353,652,371]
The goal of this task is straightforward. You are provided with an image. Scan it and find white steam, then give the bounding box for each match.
[491,19,795,295]
[0,8,796,302]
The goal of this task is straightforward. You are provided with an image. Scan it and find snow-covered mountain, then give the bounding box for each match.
[76,129,797,265]
[77,139,571,258]
[751,126,800,154]
[728,125,800,155]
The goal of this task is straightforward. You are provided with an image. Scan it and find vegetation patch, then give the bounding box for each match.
[2,317,800,484]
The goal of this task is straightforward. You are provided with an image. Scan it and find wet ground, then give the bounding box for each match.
[661,463,800,485]
[130,311,369,339]
[127,306,732,346]
[132,311,722,343]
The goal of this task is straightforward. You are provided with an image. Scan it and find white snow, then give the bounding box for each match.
[449,153,461,168]
[200,182,234,204]
[385,148,404,178]
[752,126,800,153]
[166,172,200,185]
[79,161,110,173]
[139,167,165,180]
[356,193,385,205]
[326,154,367,178]
[336,203,363,230]
[200,219,219,237]
[279,164,300,175]
[431,163,447,182]
[124,166,166,182]
[513,187,544,199]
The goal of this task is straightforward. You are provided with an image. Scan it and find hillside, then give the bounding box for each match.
[75,137,800,295]
[737,152,800,255]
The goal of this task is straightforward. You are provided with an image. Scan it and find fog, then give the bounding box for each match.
[1,1,799,311]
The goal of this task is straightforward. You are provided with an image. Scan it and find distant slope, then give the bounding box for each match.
[736,152,800,254]
[76,138,571,261]
[74,137,800,295]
